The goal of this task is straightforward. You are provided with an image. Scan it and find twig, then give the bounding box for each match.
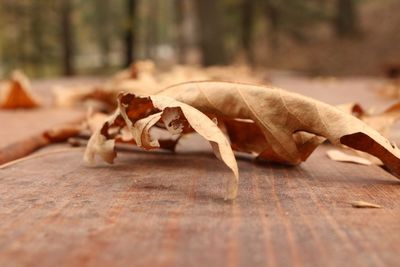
[0,117,85,165]
[0,135,49,165]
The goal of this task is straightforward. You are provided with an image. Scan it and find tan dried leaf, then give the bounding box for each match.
[0,70,40,109]
[53,86,115,112]
[338,101,400,136]
[326,149,372,165]
[85,110,110,133]
[43,125,82,143]
[51,63,265,110]
[350,200,382,209]
[379,79,400,99]
[159,81,400,178]
[85,93,239,199]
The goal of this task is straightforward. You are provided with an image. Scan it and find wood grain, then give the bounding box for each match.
[0,76,399,267]
[0,141,399,267]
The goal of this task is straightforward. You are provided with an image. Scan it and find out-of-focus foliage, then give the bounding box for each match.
[0,0,399,77]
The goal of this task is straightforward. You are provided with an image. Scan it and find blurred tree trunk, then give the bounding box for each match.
[10,2,27,69]
[264,0,281,49]
[60,0,74,76]
[175,0,197,65]
[31,0,44,75]
[142,2,151,58]
[195,0,227,66]
[97,1,111,68]
[334,0,360,38]
[124,0,136,67]
[144,0,158,60]
[175,0,186,64]
[241,0,255,65]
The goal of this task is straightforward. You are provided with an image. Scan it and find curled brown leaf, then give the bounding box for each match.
[85,93,239,199]
[159,81,400,178]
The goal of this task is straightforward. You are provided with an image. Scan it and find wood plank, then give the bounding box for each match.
[0,140,398,267]
[1,76,399,267]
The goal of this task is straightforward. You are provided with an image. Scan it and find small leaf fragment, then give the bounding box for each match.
[327,149,372,165]
[350,200,382,209]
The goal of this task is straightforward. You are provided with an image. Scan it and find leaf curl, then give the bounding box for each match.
[85,93,239,199]
[159,81,400,178]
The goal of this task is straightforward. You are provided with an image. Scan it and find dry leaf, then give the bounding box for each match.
[85,109,110,133]
[159,81,400,178]
[53,85,93,107]
[358,102,400,138]
[363,102,400,142]
[333,102,400,165]
[112,60,155,81]
[0,70,40,109]
[379,79,400,99]
[112,64,210,96]
[85,81,400,200]
[52,62,266,110]
[326,149,372,165]
[350,200,382,209]
[52,61,159,109]
[85,93,239,199]
[328,147,382,166]
[43,125,82,143]
[53,85,115,112]
[336,102,365,117]
[338,101,400,144]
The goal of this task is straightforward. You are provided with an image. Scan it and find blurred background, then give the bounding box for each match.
[0,0,399,78]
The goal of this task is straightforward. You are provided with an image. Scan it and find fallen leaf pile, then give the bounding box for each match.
[85,81,400,199]
[52,60,267,111]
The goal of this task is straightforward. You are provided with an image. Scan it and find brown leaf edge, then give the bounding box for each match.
[159,81,400,179]
[84,93,239,200]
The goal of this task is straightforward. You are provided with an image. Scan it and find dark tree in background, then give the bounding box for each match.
[335,0,360,38]
[96,0,112,68]
[175,0,186,64]
[264,0,281,49]
[60,0,74,76]
[241,0,255,64]
[0,0,392,77]
[31,0,44,75]
[174,0,197,65]
[124,0,136,67]
[195,0,227,66]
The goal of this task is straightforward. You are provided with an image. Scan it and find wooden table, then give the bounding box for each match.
[1,76,399,267]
